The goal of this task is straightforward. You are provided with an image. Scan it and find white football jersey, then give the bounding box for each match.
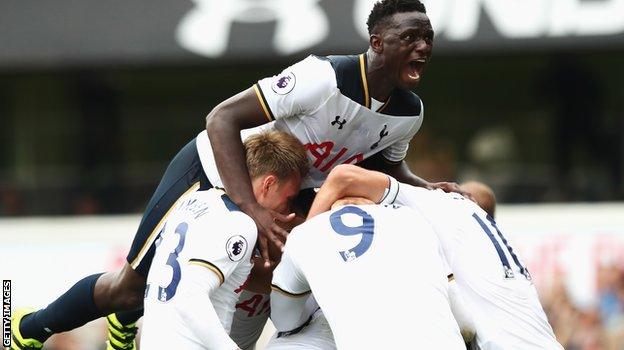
[197,54,424,189]
[271,204,465,350]
[141,188,257,350]
[391,185,563,350]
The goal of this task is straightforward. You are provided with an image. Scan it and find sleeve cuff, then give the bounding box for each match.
[188,259,225,285]
[271,284,311,298]
[378,175,399,205]
[382,157,403,165]
[253,83,275,122]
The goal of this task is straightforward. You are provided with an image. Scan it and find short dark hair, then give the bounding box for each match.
[366,0,427,35]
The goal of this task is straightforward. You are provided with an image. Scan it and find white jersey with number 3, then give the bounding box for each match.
[271,204,465,350]
[197,54,424,189]
[141,188,257,350]
[392,185,563,350]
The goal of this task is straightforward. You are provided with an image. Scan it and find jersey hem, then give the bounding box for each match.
[271,284,311,298]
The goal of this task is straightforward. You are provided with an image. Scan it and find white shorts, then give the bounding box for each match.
[264,309,336,350]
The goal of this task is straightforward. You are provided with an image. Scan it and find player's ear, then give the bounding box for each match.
[370,33,383,53]
[262,174,278,194]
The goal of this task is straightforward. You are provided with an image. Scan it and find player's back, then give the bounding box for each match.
[141,188,256,350]
[394,186,563,350]
[286,204,464,349]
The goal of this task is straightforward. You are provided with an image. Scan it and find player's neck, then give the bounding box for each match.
[365,50,393,102]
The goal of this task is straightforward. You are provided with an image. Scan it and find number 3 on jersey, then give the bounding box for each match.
[330,206,375,262]
[146,222,188,302]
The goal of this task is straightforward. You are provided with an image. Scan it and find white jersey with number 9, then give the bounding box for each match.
[271,204,465,350]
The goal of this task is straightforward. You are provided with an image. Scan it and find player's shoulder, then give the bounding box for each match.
[316,54,423,116]
[397,182,430,199]
[385,89,423,116]
[394,184,447,213]
[420,189,475,220]
[288,54,337,86]
[214,193,257,234]
[319,53,360,78]
[191,190,257,237]
[316,54,366,106]
[264,54,337,105]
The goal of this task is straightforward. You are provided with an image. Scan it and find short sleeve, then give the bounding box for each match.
[394,185,464,269]
[271,243,310,296]
[184,211,257,284]
[393,182,436,208]
[254,55,336,121]
[381,99,424,162]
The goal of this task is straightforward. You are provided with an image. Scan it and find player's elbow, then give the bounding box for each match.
[205,103,226,135]
[206,100,249,141]
[326,164,360,193]
[331,163,360,177]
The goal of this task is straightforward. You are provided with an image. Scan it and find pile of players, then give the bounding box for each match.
[10,0,564,349]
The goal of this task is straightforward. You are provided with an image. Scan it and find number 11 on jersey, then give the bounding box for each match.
[473,213,531,280]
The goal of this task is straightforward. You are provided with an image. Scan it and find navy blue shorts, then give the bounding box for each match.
[126,138,212,277]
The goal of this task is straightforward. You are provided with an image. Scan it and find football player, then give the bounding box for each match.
[12,131,308,350]
[306,164,564,350]
[269,200,467,349]
[140,131,307,350]
[211,0,467,346]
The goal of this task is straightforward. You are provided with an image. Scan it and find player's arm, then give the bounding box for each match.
[176,214,257,349]
[307,164,396,219]
[270,248,312,331]
[360,152,471,199]
[206,88,291,262]
[175,264,241,350]
[360,153,429,187]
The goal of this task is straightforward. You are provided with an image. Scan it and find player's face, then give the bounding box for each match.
[379,12,434,90]
[257,173,301,214]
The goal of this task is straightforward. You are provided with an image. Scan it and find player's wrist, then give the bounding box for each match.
[239,200,263,216]
[422,180,434,190]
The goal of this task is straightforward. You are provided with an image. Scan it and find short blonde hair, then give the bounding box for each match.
[244,130,309,180]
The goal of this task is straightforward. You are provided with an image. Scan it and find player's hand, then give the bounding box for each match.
[248,204,295,266]
[272,209,305,232]
[427,181,476,202]
[244,255,277,294]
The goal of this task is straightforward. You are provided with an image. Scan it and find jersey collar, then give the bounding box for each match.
[358,53,371,109]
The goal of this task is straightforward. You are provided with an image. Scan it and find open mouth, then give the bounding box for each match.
[407,58,427,81]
